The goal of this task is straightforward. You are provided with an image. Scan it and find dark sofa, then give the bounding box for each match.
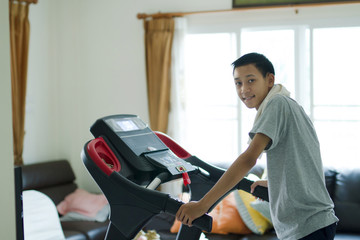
[144,165,360,240]
[21,159,109,240]
[20,160,360,240]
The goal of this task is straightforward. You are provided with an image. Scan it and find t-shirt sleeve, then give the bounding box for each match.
[249,96,288,151]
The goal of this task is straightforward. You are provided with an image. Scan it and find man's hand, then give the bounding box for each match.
[176,133,271,226]
[250,179,268,198]
[176,201,208,227]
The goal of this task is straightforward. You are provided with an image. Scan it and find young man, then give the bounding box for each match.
[176,53,338,240]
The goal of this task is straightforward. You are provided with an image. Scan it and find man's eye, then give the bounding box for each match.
[235,82,242,86]
[249,79,255,83]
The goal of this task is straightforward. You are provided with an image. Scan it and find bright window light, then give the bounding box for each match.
[180,22,360,169]
[313,26,360,169]
[182,33,238,166]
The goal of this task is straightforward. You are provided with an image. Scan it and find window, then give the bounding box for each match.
[240,28,296,152]
[312,27,360,168]
[180,6,360,169]
[181,33,238,165]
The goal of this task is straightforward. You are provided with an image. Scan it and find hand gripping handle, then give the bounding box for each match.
[164,197,213,232]
[237,178,269,202]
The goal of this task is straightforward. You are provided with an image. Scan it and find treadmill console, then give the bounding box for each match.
[90,114,196,176]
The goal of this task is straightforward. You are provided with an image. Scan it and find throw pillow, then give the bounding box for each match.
[250,200,272,223]
[234,189,273,235]
[60,204,110,222]
[57,188,108,218]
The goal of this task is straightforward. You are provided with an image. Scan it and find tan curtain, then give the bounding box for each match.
[144,18,175,132]
[9,1,31,165]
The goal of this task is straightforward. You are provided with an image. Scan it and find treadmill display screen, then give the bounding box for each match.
[116,120,138,131]
[105,117,147,133]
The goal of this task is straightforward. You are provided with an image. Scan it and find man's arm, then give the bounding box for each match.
[176,133,271,226]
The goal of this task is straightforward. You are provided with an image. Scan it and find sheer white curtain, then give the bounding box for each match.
[167,17,187,143]
[161,17,187,198]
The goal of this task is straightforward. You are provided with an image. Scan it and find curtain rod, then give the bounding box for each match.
[9,0,38,4]
[137,1,360,19]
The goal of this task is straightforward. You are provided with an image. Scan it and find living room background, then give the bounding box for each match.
[2,1,360,239]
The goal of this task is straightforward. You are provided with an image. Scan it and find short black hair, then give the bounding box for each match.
[231,52,275,77]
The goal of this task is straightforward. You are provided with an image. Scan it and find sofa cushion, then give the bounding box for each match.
[63,231,87,240]
[333,169,360,233]
[324,168,338,199]
[61,221,109,240]
[22,160,77,205]
[22,160,76,189]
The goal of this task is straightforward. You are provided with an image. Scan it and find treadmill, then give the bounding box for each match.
[81,114,268,240]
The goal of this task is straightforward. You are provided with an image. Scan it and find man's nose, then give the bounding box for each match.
[241,84,250,94]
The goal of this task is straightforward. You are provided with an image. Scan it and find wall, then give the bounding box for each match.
[0,1,16,239]
[24,0,232,192]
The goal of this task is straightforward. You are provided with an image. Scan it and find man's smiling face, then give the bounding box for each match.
[233,64,274,110]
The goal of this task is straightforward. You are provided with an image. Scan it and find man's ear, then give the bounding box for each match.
[267,73,275,87]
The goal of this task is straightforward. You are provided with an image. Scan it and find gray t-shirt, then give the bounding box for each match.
[249,95,338,240]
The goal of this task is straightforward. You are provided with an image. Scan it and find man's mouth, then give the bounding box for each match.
[243,95,255,102]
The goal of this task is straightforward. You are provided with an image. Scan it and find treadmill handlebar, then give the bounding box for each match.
[237,178,269,202]
[185,156,269,202]
[164,197,213,233]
